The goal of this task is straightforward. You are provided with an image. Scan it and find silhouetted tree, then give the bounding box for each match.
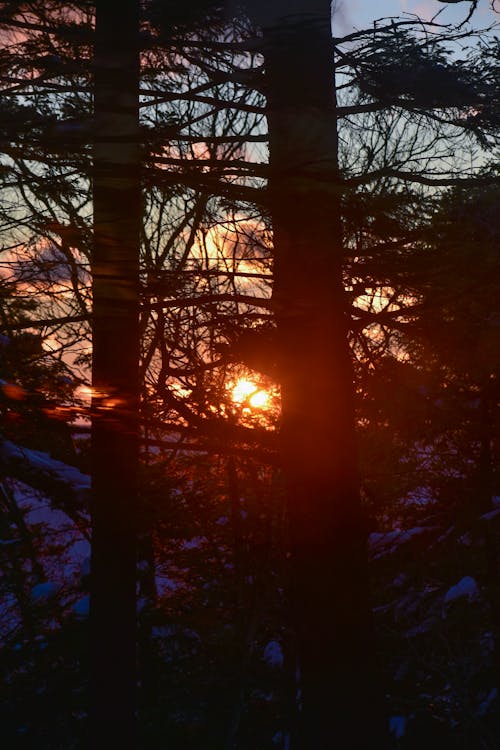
[90,1,141,746]
[250,1,384,746]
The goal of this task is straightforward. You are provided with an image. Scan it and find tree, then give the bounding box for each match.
[250,2,384,746]
[89,1,141,746]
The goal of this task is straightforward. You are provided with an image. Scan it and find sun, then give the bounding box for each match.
[230,378,270,409]
[248,389,269,409]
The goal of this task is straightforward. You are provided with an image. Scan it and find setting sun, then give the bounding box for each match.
[231,378,270,409]
[248,389,269,409]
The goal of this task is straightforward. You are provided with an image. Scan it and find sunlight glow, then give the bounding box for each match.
[231,378,269,409]
[249,389,269,409]
[76,384,93,403]
[42,337,59,352]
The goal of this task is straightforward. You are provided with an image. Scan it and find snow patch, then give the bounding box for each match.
[156,574,180,595]
[369,527,433,559]
[80,556,91,580]
[263,640,284,669]
[14,481,90,578]
[181,536,207,550]
[481,509,500,522]
[73,595,90,617]
[31,582,60,601]
[389,715,407,739]
[444,576,479,605]
[477,687,498,716]
[2,440,90,502]
[272,730,291,748]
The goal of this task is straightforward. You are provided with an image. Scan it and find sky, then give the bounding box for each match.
[334,0,498,33]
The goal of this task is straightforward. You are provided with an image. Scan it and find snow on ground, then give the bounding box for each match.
[444,576,479,605]
[181,536,207,550]
[0,477,91,642]
[73,595,90,618]
[369,526,435,559]
[18,482,90,568]
[477,688,498,716]
[0,439,92,639]
[31,581,60,601]
[1,438,91,577]
[263,640,284,669]
[481,509,500,522]
[2,440,90,505]
[389,715,407,739]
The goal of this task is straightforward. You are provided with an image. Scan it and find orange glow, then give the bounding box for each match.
[76,384,93,402]
[231,378,269,409]
[232,379,257,402]
[249,389,269,408]
[1,383,25,400]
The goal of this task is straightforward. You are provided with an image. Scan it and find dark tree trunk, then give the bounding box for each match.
[90,2,141,747]
[260,2,385,746]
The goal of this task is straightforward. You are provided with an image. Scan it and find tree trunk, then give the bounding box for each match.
[260,2,385,746]
[90,2,141,746]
